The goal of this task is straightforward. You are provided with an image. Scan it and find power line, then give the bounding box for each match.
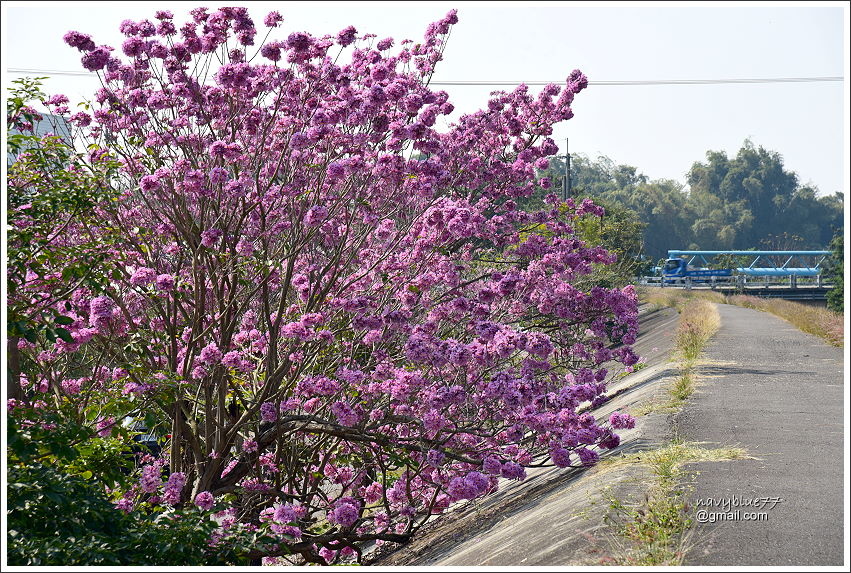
[5,68,844,85]
[8,68,94,77]
[431,77,844,86]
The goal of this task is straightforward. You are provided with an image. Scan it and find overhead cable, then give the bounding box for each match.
[5,68,844,86]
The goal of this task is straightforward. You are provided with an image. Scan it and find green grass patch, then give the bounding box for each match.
[596,296,732,565]
[600,442,750,566]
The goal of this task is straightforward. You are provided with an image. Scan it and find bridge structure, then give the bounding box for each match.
[642,250,835,301]
[666,250,831,277]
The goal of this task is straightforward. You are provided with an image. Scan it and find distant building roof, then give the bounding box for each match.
[7,113,72,165]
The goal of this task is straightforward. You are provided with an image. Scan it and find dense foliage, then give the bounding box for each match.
[7,408,268,566]
[7,7,640,565]
[825,232,844,313]
[541,142,844,261]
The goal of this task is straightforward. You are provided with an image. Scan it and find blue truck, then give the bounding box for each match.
[662,258,731,284]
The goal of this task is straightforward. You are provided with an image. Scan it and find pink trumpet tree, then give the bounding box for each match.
[12,6,639,564]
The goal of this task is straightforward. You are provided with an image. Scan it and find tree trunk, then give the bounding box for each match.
[7,336,24,402]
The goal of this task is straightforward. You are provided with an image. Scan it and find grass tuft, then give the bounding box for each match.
[598,294,730,565]
[634,298,719,415]
[600,442,749,565]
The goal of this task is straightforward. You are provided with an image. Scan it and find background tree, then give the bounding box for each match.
[571,198,647,288]
[686,139,843,250]
[825,232,844,313]
[540,154,692,260]
[540,143,843,262]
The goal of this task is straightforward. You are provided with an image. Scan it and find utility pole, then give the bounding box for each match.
[566,137,571,197]
[561,139,567,201]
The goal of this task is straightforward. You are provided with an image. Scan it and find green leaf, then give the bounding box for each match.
[55,315,74,325]
[56,328,74,343]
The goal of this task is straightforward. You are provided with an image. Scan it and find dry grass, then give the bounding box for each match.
[638,287,843,348]
[597,299,728,565]
[675,299,721,362]
[638,288,726,311]
[634,298,720,415]
[726,295,843,347]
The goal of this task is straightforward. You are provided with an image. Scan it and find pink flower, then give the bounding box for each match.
[328,501,360,528]
[96,416,115,437]
[261,42,282,61]
[364,482,383,504]
[130,267,157,286]
[235,239,254,256]
[260,402,277,422]
[163,472,186,504]
[304,205,328,227]
[156,274,175,291]
[81,46,111,71]
[201,228,223,248]
[551,447,572,468]
[63,30,95,52]
[61,378,84,395]
[115,498,134,512]
[319,547,336,565]
[331,401,360,426]
[337,25,357,47]
[576,447,599,466]
[139,175,160,192]
[195,491,215,511]
[140,464,161,493]
[501,462,526,480]
[89,296,115,325]
[264,11,283,27]
[609,411,636,429]
[199,342,222,365]
[222,350,242,368]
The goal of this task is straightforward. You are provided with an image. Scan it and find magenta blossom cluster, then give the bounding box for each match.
[7,6,644,565]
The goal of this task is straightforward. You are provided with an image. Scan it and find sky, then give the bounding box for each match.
[2,1,849,198]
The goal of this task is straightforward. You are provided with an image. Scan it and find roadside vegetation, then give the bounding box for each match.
[634,294,721,415]
[639,287,843,347]
[600,440,749,566]
[726,295,843,347]
[599,294,724,565]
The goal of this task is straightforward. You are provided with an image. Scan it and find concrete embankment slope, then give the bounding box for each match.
[372,304,682,566]
[675,303,845,566]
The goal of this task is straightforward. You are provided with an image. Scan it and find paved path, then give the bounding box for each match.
[675,303,845,566]
[374,303,846,567]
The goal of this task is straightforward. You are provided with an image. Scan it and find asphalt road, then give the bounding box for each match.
[674,303,845,566]
[374,303,846,567]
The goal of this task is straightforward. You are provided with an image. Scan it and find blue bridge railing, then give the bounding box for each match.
[666,250,830,277]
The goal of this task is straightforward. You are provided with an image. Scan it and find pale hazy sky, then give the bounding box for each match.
[3,1,848,198]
